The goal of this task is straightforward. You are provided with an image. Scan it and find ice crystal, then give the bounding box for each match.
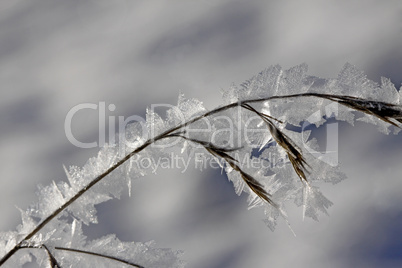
[1,63,400,267]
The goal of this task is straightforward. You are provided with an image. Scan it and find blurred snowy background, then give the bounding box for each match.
[1,0,402,267]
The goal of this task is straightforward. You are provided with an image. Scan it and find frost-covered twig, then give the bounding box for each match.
[1,63,401,267]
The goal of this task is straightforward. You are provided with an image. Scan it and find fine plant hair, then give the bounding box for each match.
[1,63,401,267]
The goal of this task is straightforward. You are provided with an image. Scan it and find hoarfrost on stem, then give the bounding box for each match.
[0,63,401,267]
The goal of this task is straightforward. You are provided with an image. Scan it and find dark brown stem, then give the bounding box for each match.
[54,247,144,268]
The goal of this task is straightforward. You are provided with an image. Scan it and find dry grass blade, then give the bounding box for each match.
[226,159,278,208]
[241,104,310,183]
[167,133,278,208]
[245,92,402,128]
[206,147,278,208]
[333,96,402,127]
[305,94,402,128]
[166,132,240,162]
[42,245,61,268]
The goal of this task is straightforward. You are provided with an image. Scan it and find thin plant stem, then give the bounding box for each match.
[54,247,145,268]
[1,92,400,265]
[17,245,61,268]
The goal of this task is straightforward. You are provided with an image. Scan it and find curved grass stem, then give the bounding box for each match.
[1,92,400,266]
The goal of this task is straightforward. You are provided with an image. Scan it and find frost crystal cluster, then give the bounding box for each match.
[0,63,401,267]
